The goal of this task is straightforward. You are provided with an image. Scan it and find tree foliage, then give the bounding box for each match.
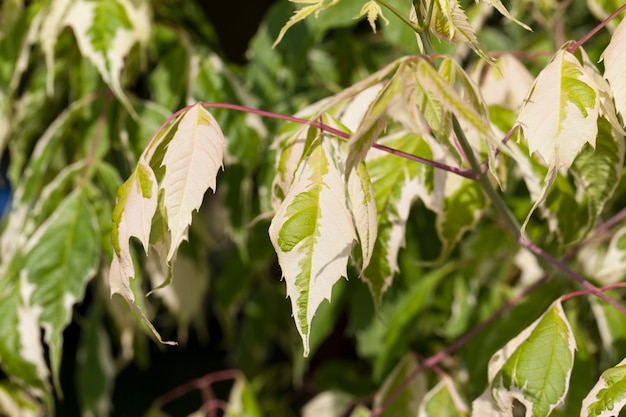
[2,0,626,416]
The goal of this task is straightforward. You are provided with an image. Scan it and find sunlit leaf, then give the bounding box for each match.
[517,49,600,232]
[269,135,356,355]
[601,16,626,123]
[471,301,576,417]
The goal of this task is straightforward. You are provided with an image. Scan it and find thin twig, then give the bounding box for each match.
[567,3,626,52]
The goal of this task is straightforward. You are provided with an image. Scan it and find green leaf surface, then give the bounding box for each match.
[418,376,470,417]
[581,356,626,417]
[363,132,435,307]
[472,301,576,417]
[22,191,100,390]
[374,354,427,417]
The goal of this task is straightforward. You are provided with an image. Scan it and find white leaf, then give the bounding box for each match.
[517,49,600,170]
[110,159,158,298]
[601,16,626,123]
[269,137,356,356]
[161,103,225,262]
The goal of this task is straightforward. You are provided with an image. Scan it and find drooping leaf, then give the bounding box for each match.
[346,61,414,173]
[601,16,626,123]
[22,191,100,390]
[471,300,576,417]
[160,103,225,262]
[347,161,378,271]
[418,375,470,417]
[416,59,500,151]
[61,0,150,116]
[516,49,600,231]
[481,0,532,31]
[269,135,356,356]
[580,356,626,417]
[363,132,437,307]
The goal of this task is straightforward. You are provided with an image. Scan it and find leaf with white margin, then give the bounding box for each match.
[426,0,490,61]
[346,62,414,174]
[225,375,263,417]
[273,0,339,47]
[302,391,354,417]
[0,257,50,395]
[418,375,469,417]
[63,0,150,116]
[471,300,576,417]
[374,353,427,417]
[22,191,100,392]
[347,161,377,271]
[269,136,356,356]
[581,356,626,417]
[108,159,174,344]
[516,49,600,232]
[110,159,158,291]
[416,59,500,150]
[601,16,626,123]
[363,132,440,307]
[161,103,225,262]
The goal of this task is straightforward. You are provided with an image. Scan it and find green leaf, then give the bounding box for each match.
[471,301,576,417]
[436,176,487,261]
[517,49,601,232]
[61,0,150,116]
[581,357,626,417]
[346,61,413,174]
[22,191,100,391]
[225,375,264,417]
[572,117,624,222]
[418,375,470,417]
[269,136,356,356]
[76,304,115,417]
[363,132,435,307]
[373,353,427,417]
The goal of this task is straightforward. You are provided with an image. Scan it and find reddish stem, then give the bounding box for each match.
[567,4,626,52]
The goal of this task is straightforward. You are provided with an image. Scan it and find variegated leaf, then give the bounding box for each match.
[581,356,626,417]
[62,0,150,115]
[418,375,470,417]
[363,132,439,306]
[160,103,225,262]
[471,301,576,417]
[22,191,100,390]
[517,49,600,232]
[269,136,356,356]
[601,16,626,123]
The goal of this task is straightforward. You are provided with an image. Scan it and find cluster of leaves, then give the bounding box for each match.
[4,0,626,416]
